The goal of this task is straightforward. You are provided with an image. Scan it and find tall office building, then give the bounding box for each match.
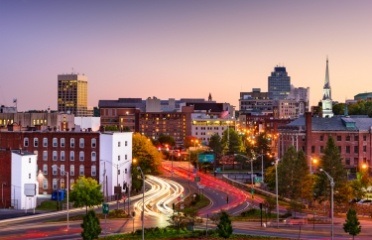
[58,74,92,116]
[268,66,291,100]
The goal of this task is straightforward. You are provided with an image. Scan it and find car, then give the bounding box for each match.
[284,217,308,225]
[357,199,372,205]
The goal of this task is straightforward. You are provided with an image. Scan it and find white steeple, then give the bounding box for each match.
[322,57,334,118]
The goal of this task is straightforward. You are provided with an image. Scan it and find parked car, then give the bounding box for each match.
[357,199,372,205]
[284,217,308,225]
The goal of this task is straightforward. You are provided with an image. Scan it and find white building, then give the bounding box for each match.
[11,151,38,210]
[99,132,133,198]
[191,112,235,145]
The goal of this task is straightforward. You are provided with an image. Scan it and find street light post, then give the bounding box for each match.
[275,158,279,228]
[320,168,334,240]
[137,166,145,240]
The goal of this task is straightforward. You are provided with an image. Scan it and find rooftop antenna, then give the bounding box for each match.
[13,98,17,111]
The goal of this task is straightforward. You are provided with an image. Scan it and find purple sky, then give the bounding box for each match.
[1,0,372,111]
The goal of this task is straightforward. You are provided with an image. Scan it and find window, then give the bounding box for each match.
[320,146,324,153]
[70,138,75,148]
[125,168,127,174]
[363,146,367,152]
[346,146,350,153]
[60,138,65,147]
[60,164,65,176]
[118,155,121,161]
[125,141,128,146]
[354,146,359,153]
[91,138,96,148]
[43,179,48,190]
[70,165,75,176]
[43,164,48,175]
[60,151,65,161]
[52,178,58,190]
[79,151,84,161]
[34,138,39,147]
[43,151,48,161]
[338,146,342,153]
[52,151,57,161]
[70,151,75,161]
[91,151,96,161]
[29,173,31,179]
[43,138,48,147]
[354,136,359,141]
[311,146,315,153]
[24,137,29,147]
[346,158,350,165]
[337,136,341,141]
[52,165,57,176]
[346,136,351,141]
[320,135,324,141]
[53,138,58,147]
[79,138,85,148]
[79,165,85,176]
[363,135,367,141]
[91,165,96,176]
[125,154,127,160]
[118,141,121,147]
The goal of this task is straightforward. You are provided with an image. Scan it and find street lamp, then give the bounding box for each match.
[320,168,334,240]
[53,165,69,231]
[274,158,279,228]
[137,166,145,240]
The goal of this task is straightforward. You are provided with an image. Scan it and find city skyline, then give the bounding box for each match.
[1,0,372,111]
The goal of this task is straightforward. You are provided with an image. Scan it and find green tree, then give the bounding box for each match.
[81,210,102,240]
[333,103,346,115]
[70,177,104,213]
[221,128,243,155]
[216,211,233,239]
[208,133,222,158]
[104,125,119,131]
[314,137,350,204]
[157,134,176,147]
[343,208,361,240]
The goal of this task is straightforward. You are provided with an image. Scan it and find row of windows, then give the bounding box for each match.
[41,150,97,161]
[24,137,97,148]
[318,135,368,142]
[311,145,367,154]
[42,164,96,177]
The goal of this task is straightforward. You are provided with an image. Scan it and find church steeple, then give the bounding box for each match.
[208,93,212,101]
[322,57,334,118]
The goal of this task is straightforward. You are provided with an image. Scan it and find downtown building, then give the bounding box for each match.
[58,73,93,117]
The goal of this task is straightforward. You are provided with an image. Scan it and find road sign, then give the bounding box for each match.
[102,203,109,214]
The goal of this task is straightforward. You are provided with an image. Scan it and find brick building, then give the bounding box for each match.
[278,112,372,176]
[0,128,100,208]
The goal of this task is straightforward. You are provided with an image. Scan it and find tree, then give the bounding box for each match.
[221,128,243,155]
[157,134,176,147]
[132,133,162,175]
[343,208,361,240]
[333,103,346,115]
[208,133,222,158]
[70,177,104,213]
[217,211,233,239]
[81,210,102,240]
[314,137,350,204]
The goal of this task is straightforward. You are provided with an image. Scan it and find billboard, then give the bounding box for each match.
[198,153,215,163]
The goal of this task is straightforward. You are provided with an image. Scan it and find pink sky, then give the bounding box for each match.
[1,0,372,111]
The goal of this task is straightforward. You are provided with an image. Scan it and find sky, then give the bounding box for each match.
[1,0,372,111]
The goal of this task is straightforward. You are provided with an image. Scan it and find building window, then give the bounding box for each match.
[52,178,58,190]
[337,136,341,141]
[24,137,29,147]
[118,141,121,147]
[43,179,48,190]
[52,151,58,161]
[70,165,75,176]
[91,151,96,161]
[79,165,85,176]
[43,164,48,175]
[34,138,39,147]
[60,138,65,147]
[118,155,121,161]
[320,135,324,141]
[52,165,57,176]
[91,165,96,177]
[79,138,85,148]
[125,141,128,146]
[354,136,359,141]
[363,146,367,152]
[70,151,75,161]
[346,146,350,153]
[346,136,351,141]
[346,158,350,165]
[53,138,58,147]
[125,168,127,174]
[60,151,65,161]
[43,137,48,147]
[91,138,96,148]
[125,154,127,160]
[354,146,359,153]
[70,138,75,148]
[311,146,315,153]
[320,146,324,153]
[43,151,48,161]
[79,151,84,161]
[363,135,367,141]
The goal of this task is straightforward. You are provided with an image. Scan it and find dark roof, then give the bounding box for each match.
[98,99,145,111]
[185,102,224,112]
